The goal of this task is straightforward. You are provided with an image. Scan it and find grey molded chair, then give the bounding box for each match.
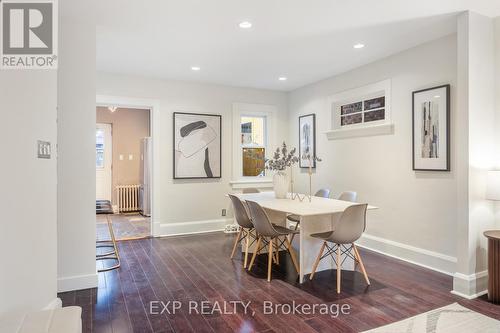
[338,191,357,202]
[287,189,331,241]
[309,204,370,293]
[242,188,260,194]
[228,194,256,268]
[287,188,331,224]
[246,200,300,282]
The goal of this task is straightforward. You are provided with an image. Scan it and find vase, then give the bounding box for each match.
[273,171,289,199]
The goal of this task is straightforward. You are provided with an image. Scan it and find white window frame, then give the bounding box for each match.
[326,79,394,140]
[231,103,276,189]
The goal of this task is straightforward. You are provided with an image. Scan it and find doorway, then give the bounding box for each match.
[95,106,152,241]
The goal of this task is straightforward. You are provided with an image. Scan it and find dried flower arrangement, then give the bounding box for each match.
[265,142,299,171]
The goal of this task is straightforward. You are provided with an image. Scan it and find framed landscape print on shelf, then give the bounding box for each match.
[173,112,222,179]
[412,84,450,171]
[299,113,316,168]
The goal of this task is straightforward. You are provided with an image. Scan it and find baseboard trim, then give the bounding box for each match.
[158,218,233,237]
[57,273,98,293]
[450,289,489,300]
[44,298,62,310]
[357,233,457,276]
[452,271,488,299]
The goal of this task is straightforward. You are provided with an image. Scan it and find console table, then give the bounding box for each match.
[484,230,500,303]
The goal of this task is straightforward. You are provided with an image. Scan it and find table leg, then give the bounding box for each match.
[298,214,354,283]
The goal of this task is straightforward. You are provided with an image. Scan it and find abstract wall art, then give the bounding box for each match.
[173,112,221,179]
[299,113,316,168]
[412,85,450,171]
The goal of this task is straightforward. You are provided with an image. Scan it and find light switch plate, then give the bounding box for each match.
[37,140,51,159]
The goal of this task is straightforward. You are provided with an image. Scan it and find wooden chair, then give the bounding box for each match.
[309,204,370,293]
[246,200,299,282]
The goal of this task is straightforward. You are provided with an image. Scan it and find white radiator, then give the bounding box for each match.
[116,184,141,213]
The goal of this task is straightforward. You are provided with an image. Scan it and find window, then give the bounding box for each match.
[328,79,392,139]
[340,96,385,127]
[241,116,266,176]
[231,103,276,186]
[96,128,105,168]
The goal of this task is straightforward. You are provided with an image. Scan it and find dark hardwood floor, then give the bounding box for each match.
[59,232,500,333]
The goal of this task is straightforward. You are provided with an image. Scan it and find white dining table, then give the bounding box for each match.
[232,191,378,283]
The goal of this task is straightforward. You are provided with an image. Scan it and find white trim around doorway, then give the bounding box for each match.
[96,95,161,237]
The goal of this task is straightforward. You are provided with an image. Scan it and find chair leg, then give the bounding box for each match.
[285,237,300,273]
[248,236,261,271]
[290,220,300,243]
[353,244,370,285]
[267,237,274,282]
[243,229,250,268]
[230,228,242,259]
[310,241,326,280]
[274,238,280,265]
[336,244,341,294]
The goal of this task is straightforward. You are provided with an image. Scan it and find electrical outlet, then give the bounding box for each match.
[221,209,226,216]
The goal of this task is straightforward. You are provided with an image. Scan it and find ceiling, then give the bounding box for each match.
[96,0,500,91]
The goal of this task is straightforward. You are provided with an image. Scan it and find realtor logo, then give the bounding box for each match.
[1,0,57,69]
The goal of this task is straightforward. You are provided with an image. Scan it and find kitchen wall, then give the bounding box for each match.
[96,107,150,204]
[288,34,459,274]
[97,73,288,235]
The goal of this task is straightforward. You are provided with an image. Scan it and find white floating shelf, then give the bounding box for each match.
[325,123,394,140]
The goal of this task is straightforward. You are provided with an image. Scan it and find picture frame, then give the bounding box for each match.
[299,113,316,168]
[412,85,450,171]
[173,112,222,179]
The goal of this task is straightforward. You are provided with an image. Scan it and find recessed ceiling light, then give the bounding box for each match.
[353,43,365,49]
[191,66,201,71]
[239,21,252,29]
[434,95,441,98]
[278,77,287,81]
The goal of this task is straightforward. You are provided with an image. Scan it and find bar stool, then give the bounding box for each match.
[309,204,370,293]
[96,214,121,272]
[246,200,300,282]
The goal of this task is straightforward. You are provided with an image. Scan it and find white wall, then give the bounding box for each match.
[97,73,288,235]
[453,11,497,298]
[57,2,98,292]
[0,72,58,313]
[495,16,500,228]
[288,35,459,274]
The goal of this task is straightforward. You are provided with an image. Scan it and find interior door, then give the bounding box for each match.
[96,123,112,201]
